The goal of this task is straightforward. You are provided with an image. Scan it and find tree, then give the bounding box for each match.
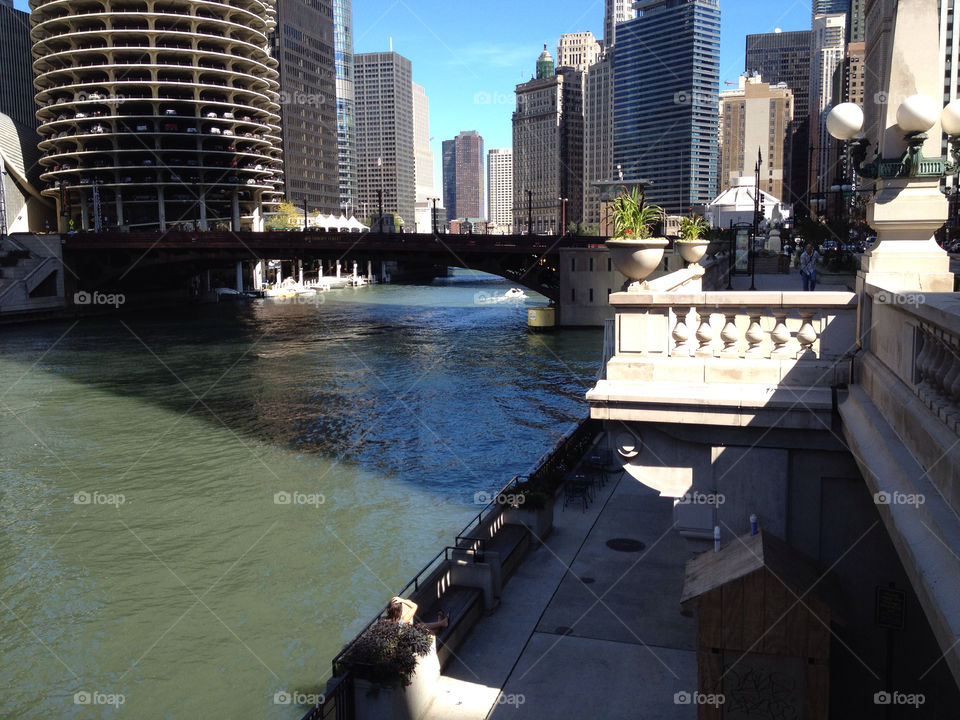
[266,201,301,231]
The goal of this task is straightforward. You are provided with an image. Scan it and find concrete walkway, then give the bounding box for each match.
[421,453,700,720]
[730,265,854,292]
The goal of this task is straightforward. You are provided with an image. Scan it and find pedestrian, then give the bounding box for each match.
[799,243,820,291]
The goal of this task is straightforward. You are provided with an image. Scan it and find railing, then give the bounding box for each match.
[316,416,598,719]
[610,291,858,363]
[916,323,960,434]
[297,673,352,720]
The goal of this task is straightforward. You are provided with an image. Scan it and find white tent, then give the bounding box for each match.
[706,177,792,229]
[346,216,369,232]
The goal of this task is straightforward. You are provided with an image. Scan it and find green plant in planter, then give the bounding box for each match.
[677,214,709,242]
[499,481,552,510]
[340,620,433,686]
[609,188,664,239]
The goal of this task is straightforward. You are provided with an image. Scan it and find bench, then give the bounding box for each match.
[413,584,483,669]
[483,523,530,583]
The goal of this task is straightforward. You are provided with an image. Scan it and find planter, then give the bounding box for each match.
[352,639,440,720]
[503,501,554,544]
[675,239,710,265]
[605,236,668,283]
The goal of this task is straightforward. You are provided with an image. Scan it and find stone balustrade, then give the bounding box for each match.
[915,321,960,435]
[588,289,858,429]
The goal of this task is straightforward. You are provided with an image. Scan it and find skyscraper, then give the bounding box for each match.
[442,139,456,221]
[487,148,513,231]
[604,0,636,47]
[810,13,847,214]
[412,83,434,204]
[583,55,614,226]
[0,4,36,133]
[333,0,357,215]
[557,32,601,72]
[354,51,415,229]
[275,0,339,213]
[442,131,484,221]
[613,0,720,215]
[513,46,584,233]
[745,30,812,211]
[31,0,282,232]
[719,74,794,200]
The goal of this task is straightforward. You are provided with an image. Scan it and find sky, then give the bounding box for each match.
[350,0,814,194]
[12,0,815,195]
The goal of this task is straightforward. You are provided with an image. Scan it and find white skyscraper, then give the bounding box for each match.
[487,148,513,231]
[558,32,602,71]
[412,82,434,203]
[810,13,847,206]
[604,0,636,47]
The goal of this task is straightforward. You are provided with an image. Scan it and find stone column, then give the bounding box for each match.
[235,261,243,292]
[860,0,953,292]
[254,260,263,290]
[232,191,240,231]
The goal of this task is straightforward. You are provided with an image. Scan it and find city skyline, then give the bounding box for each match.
[10,0,814,209]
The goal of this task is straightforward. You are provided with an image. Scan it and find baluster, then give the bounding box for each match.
[929,335,954,412]
[770,311,792,359]
[915,327,935,396]
[946,342,960,432]
[720,311,740,356]
[745,312,765,357]
[940,341,960,424]
[796,311,818,358]
[671,306,691,357]
[695,307,715,357]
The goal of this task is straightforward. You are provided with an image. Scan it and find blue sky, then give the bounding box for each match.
[352,0,813,191]
[12,0,814,192]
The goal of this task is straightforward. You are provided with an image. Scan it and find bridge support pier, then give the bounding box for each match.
[81,201,89,231]
[235,261,243,292]
[298,260,304,285]
[367,260,372,283]
[253,261,263,290]
[336,260,341,278]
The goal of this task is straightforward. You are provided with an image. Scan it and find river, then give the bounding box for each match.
[0,272,601,719]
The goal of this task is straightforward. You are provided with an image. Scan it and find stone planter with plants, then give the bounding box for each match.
[675,214,711,265]
[605,188,668,285]
[340,620,439,720]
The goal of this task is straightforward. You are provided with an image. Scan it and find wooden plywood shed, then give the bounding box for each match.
[681,531,844,720]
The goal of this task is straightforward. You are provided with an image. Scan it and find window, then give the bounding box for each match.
[589,288,594,303]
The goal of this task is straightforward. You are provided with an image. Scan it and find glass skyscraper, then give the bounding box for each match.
[612,0,720,215]
[333,0,357,215]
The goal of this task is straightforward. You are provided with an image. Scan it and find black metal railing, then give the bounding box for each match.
[303,416,598,720]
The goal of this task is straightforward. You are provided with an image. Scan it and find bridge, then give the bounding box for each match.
[61,231,602,300]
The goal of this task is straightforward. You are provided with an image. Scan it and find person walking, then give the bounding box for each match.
[799,243,820,291]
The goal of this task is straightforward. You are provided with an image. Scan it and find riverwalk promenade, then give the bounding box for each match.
[421,461,699,719]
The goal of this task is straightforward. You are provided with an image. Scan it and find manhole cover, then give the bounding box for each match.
[578,576,596,585]
[554,626,574,635]
[606,538,646,552]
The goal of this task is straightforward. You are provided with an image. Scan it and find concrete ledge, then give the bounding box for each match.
[587,380,835,429]
[840,384,960,688]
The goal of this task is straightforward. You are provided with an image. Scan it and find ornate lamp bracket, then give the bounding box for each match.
[850,132,947,180]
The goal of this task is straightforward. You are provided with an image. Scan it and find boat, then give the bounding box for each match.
[503,288,527,300]
[263,278,316,298]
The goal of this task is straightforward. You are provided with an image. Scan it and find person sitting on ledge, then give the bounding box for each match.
[385,596,449,634]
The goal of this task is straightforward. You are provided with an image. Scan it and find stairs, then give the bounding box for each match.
[0,234,66,315]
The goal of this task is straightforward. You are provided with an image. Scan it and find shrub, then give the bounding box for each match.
[340,620,433,686]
